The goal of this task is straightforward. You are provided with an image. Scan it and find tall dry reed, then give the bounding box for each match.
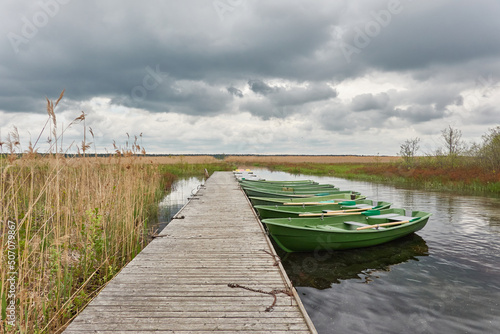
[1,91,164,333]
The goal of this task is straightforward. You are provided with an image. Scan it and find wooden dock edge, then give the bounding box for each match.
[158,181,206,236]
[62,172,318,333]
[163,173,317,332]
[238,183,318,334]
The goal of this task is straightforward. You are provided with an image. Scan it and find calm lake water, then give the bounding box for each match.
[155,176,205,233]
[159,169,500,334]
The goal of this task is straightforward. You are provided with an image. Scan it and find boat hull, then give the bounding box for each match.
[262,210,431,252]
[244,187,342,198]
[238,179,317,185]
[240,182,336,192]
[249,192,364,206]
[254,201,392,219]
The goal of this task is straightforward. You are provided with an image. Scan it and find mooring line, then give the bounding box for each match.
[227,283,293,312]
[260,249,281,266]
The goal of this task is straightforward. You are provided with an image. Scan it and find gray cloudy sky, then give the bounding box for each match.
[1,0,499,155]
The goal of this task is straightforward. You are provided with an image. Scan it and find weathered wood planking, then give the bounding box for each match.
[63,171,317,333]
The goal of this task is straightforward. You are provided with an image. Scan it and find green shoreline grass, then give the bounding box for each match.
[253,162,500,196]
[158,161,235,179]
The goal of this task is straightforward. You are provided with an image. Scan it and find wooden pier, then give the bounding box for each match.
[63,171,317,333]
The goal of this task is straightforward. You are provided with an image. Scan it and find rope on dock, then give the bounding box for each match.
[260,249,281,266]
[227,283,293,312]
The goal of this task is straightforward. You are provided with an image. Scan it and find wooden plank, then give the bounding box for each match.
[70,315,307,325]
[96,292,293,299]
[65,321,310,331]
[109,277,286,285]
[65,330,311,334]
[119,266,280,270]
[111,267,282,274]
[72,308,304,318]
[88,298,297,308]
[115,266,286,272]
[63,172,316,333]
[125,262,278,266]
[72,304,300,312]
[100,285,288,292]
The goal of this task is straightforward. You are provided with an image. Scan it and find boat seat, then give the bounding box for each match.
[339,204,373,209]
[388,215,414,221]
[314,225,344,231]
[343,221,385,229]
[322,204,372,213]
[370,213,401,219]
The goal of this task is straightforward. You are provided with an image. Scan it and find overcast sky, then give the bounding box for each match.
[1,0,499,155]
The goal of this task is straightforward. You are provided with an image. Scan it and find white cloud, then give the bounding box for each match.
[0,0,499,155]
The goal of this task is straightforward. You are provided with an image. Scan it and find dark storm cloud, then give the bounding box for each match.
[227,86,243,98]
[453,96,463,107]
[338,1,500,71]
[317,108,350,132]
[386,84,467,123]
[0,0,236,115]
[241,99,282,119]
[272,83,338,107]
[351,93,389,111]
[109,77,233,116]
[0,0,348,116]
[248,80,276,96]
[0,0,499,133]
[393,105,448,124]
[241,81,338,119]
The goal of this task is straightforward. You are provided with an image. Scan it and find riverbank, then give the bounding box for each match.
[251,161,500,196]
[65,154,398,165]
[150,154,499,195]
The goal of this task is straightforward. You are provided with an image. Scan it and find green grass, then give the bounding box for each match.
[257,161,500,196]
[158,162,236,177]
[267,163,366,178]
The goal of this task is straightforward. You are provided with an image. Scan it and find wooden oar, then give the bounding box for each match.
[322,207,370,214]
[283,200,354,206]
[356,218,419,230]
[322,203,386,214]
[299,209,381,217]
[283,202,336,205]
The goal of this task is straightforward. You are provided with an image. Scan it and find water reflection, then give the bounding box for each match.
[152,169,500,333]
[249,168,500,334]
[278,234,428,289]
[154,176,205,233]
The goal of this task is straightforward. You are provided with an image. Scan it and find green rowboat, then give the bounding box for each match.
[261,208,432,252]
[243,187,342,198]
[280,234,428,289]
[248,192,364,206]
[240,182,336,192]
[242,185,339,194]
[237,179,317,185]
[254,200,392,219]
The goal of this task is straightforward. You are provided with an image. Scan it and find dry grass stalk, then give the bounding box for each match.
[0,91,163,333]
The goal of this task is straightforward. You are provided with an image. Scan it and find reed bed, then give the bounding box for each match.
[0,92,164,333]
